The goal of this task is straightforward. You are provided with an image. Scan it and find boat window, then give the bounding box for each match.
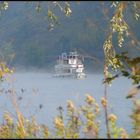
[64,60,68,64]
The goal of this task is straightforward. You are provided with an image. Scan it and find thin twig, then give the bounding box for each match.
[104,63,111,138]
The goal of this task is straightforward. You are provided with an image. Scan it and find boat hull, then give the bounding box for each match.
[53,73,86,79]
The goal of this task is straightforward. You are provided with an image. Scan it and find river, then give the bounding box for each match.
[0,72,134,137]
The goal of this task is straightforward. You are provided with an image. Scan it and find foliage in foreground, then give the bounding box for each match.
[0,1,139,139]
[0,93,139,139]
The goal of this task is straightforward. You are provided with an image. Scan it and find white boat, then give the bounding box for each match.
[53,51,86,79]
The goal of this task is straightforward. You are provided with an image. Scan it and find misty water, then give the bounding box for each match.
[0,72,134,137]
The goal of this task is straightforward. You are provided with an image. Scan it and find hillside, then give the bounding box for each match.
[0,2,139,72]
